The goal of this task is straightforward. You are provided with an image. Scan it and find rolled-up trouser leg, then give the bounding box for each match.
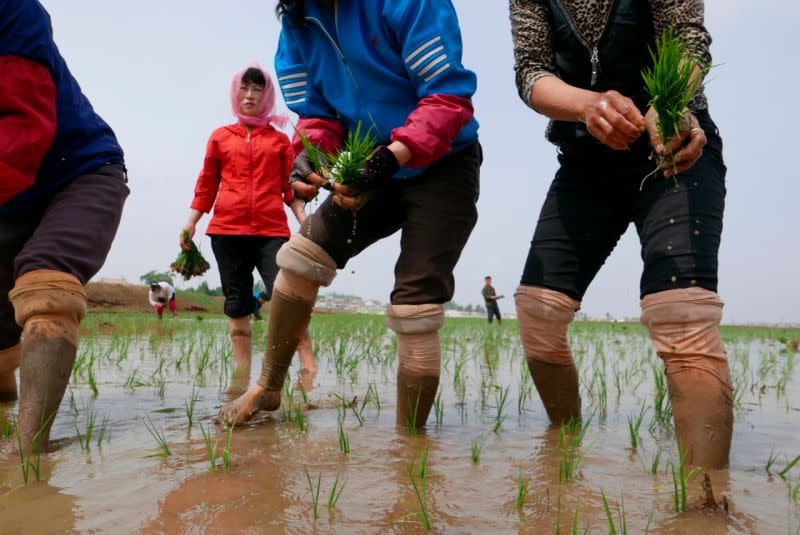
[9,270,87,453]
[0,344,21,402]
[387,304,444,429]
[514,285,582,424]
[255,234,336,410]
[641,288,733,469]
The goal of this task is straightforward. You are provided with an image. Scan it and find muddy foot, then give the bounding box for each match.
[218,386,281,426]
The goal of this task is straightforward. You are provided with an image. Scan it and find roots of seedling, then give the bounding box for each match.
[171,231,211,281]
[700,473,730,514]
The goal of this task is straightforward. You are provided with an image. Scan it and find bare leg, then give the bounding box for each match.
[0,344,20,403]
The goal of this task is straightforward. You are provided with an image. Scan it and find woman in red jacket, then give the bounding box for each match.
[181,65,316,377]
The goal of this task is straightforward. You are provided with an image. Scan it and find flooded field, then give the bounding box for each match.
[1,313,799,534]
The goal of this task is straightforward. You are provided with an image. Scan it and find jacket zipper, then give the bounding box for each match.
[553,0,619,86]
[305,2,384,139]
[247,129,253,232]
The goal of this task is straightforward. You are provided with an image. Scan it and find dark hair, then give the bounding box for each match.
[241,67,267,88]
[150,283,160,291]
[485,276,491,279]
[275,0,305,25]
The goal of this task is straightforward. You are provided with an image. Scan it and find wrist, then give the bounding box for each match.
[387,141,412,166]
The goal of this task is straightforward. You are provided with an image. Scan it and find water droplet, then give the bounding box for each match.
[669,218,675,224]
[671,276,677,283]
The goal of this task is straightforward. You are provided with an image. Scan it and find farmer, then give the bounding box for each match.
[148,282,177,320]
[0,0,128,452]
[510,0,731,467]
[482,276,502,324]
[220,0,481,430]
[181,64,316,373]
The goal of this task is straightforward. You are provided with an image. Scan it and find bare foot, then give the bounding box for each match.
[0,372,17,403]
[218,386,281,426]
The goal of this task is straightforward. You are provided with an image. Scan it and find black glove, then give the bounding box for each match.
[289,148,328,187]
[360,145,400,187]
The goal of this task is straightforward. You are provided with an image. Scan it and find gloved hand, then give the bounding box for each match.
[290,149,330,202]
[331,145,400,211]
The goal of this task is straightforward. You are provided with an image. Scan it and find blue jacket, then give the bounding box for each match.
[274,0,479,179]
[0,0,124,212]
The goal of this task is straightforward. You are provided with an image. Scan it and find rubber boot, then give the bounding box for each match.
[528,360,581,425]
[218,290,313,424]
[0,344,20,403]
[396,372,439,429]
[9,270,86,453]
[668,368,733,469]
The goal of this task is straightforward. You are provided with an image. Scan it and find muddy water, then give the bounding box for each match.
[1,315,799,534]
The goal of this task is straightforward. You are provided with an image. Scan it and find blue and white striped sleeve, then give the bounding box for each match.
[274,27,338,119]
[384,0,477,100]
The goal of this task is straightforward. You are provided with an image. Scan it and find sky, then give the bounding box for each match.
[38,0,799,325]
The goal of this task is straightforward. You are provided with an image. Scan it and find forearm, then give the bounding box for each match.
[530,76,597,122]
[289,198,306,223]
[185,209,203,228]
[387,142,412,166]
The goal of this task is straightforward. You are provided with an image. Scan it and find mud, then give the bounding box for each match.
[0,315,798,534]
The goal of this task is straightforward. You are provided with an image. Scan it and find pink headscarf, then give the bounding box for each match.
[230,63,288,129]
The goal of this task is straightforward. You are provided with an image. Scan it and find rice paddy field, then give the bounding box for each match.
[0,313,799,534]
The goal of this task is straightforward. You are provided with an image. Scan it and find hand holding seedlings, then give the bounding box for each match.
[290,148,330,202]
[581,90,645,150]
[644,107,706,177]
[331,145,400,210]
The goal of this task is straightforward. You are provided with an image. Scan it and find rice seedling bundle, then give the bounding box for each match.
[641,26,709,177]
[171,230,211,281]
[297,122,378,187]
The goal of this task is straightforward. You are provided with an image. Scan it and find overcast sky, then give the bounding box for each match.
[39,0,799,324]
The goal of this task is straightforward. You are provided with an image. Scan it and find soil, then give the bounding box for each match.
[85,282,224,314]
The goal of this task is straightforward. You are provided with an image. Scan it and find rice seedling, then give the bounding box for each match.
[600,489,627,535]
[571,502,590,535]
[766,448,779,474]
[493,385,510,433]
[96,416,110,447]
[221,419,234,470]
[67,388,78,416]
[124,368,146,391]
[627,404,647,451]
[669,442,702,512]
[14,409,52,485]
[75,409,97,451]
[779,453,800,479]
[433,389,444,427]
[171,230,211,280]
[294,405,307,434]
[406,461,432,531]
[641,26,709,184]
[650,447,662,475]
[199,423,218,471]
[144,415,171,457]
[328,122,377,186]
[515,469,529,510]
[517,365,533,416]
[404,389,423,436]
[304,465,322,520]
[327,472,347,511]
[88,366,99,398]
[337,415,350,455]
[1,417,13,439]
[416,446,429,480]
[471,437,483,465]
[366,381,381,412]
[184,384,199,430]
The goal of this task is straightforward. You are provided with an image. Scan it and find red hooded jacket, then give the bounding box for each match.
[191,124,294,237]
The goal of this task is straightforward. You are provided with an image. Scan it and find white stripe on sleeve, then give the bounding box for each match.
[282,80,308,89]
[405,35,442,64]
[410,45,445,71]
[285,97,307,105]
[417,54,447,77]
[423,63,451,83]
[278,72,307,81]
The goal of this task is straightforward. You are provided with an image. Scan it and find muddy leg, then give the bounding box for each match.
[527,360,581,425]
[396,372,439,429]
[668,368,733,468]
[9,270,86,453]
[229,317,252,366]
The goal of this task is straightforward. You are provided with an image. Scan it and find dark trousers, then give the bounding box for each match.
[0,165,129,349]
[487,302,502,323]
[301,142,482,305]
[521,110,726,301]
[210,235,288,318]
